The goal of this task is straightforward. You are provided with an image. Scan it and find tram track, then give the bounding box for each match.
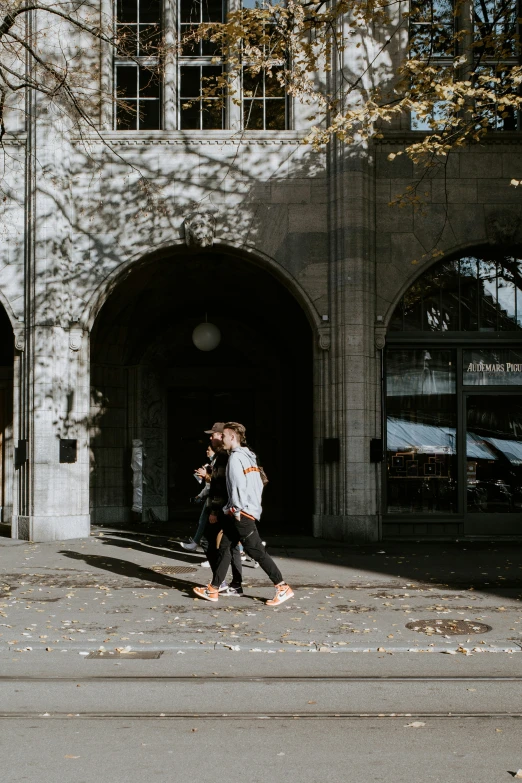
[0,711,521,719]
[1,673,521,717]
[1,674,522,683]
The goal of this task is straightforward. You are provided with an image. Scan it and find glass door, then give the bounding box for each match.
[465,393,522,535]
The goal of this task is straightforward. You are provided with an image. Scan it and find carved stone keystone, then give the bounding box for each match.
[184,211,217,248]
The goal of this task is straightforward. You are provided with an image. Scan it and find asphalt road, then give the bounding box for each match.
[2,651,522,782]
[2,714,520,783]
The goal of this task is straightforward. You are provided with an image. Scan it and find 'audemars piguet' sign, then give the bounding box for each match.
[466,362,522,373]
[464,349,522,385]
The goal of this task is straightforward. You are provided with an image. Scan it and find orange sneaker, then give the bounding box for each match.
[266,582,294,606]
[193,584,219,602]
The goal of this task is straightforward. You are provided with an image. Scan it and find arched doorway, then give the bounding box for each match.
[383,247,522,538]
[90,249,313,535]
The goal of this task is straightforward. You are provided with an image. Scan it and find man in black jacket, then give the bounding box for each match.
[200,422,242,596]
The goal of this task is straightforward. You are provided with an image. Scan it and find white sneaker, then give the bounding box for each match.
[181,540,198,551]
[200,560,211,568]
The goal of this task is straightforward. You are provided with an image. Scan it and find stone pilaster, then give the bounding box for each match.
[313,139,380,541]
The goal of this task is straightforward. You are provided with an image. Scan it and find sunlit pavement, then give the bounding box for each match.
[3,528,522,783]
[1,527,522,656]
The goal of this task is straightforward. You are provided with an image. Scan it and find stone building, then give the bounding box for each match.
[1,0,522,542]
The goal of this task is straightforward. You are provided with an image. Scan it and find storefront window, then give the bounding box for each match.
[466,395,522,513]
[386,349,457,513]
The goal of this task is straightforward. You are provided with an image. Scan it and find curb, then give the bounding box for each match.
[1,640,521,654]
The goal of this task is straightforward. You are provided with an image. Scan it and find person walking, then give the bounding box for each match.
[181,445,214,552]
[193,421,294,606]
[199,422,243,596]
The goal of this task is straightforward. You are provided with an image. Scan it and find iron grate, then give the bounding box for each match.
[406,619,492,636]
[150,565,197,575]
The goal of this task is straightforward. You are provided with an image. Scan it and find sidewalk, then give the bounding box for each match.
[1,525,522,656]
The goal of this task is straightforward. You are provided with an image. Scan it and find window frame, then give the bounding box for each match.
[177,0,227,130]
[113,0,164,130]
[408,0,522,132]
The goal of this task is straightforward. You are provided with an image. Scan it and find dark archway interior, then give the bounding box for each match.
[0,304,13,365]
[0,304,13,533]
[90,250,313,534]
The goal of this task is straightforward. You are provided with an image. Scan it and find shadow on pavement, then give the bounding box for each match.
[98,532,206,566]
[91,524,522,602]
[59,550,197,596]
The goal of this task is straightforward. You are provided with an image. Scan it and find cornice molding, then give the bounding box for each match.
[375,131,522,147]
[73,131,307,147]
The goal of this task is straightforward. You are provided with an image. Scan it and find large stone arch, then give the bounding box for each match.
[87,241,320,529]
[80,240,322,338]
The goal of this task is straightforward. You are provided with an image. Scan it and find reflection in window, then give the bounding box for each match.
[467,395,522,513]
[409,0,521,131]
[463,348,522,385]
[115,0,162,130]
[178,0,225,129]
[386,349,457,514]
[179,0,224,57]
[241,0,287,130]
[179,65,224,129]
[390,252,522,332]
[243,67,287,130]
[409,0,454,59]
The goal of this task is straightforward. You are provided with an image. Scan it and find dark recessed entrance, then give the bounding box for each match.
[90,250,313,535]
[0,303,13,536]
[383,247,522,538]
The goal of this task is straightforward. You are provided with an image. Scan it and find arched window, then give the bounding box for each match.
[390,251,522,333]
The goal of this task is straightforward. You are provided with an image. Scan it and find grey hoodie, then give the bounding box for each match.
[223,446,263,521]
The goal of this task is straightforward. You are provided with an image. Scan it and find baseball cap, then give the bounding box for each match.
[204,422,225,434]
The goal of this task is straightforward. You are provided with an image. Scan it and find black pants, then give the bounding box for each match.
[211,513,283,588]
[204,516,243,587]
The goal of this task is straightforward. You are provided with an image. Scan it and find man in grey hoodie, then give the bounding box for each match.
[193,421,294,606]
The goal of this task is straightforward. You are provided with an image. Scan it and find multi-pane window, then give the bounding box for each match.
[243,67,287,129]
[409,0,454,59]
[241,0,287,129]
[178,0,225,129]
[113,0,289,130]
[179,64,224,129]
[115,0,163,129]
[409,0,521,131]
[473,0,521,130]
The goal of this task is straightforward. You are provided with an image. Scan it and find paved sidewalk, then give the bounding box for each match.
[1,526,522,656]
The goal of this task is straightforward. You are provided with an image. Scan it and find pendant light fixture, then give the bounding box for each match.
[192,313,221,351]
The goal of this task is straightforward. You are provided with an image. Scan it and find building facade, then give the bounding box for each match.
[0,0,521,542]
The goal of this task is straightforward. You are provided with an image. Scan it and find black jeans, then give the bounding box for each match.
[211,513,283,588]
[204,516,243,587]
